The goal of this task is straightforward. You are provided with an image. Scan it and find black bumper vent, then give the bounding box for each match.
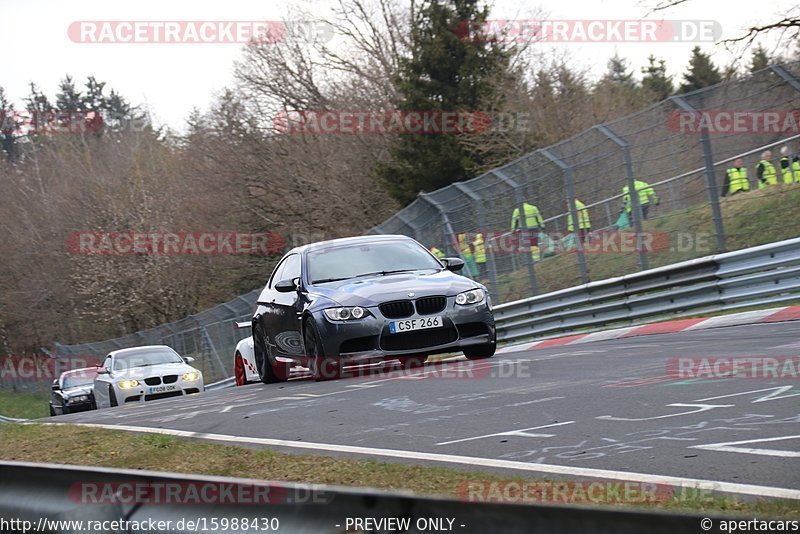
[380,327,458,351]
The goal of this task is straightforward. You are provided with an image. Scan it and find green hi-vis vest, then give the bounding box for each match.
[727,167,749,194]
[758,160,777,188]
[780,156,800,184]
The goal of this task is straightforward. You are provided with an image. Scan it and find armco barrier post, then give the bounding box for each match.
[595,124,649,271]
[670,95,726,253]
[540,149,589,284]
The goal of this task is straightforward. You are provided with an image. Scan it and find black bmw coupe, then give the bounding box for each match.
[252,234,496,381]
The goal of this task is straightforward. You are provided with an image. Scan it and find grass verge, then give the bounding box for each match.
[0,423,797,516]
[0,390,49,419]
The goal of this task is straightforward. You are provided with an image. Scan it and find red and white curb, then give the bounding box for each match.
[496,305,800,354]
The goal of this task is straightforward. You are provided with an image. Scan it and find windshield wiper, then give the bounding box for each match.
[312,277,351,284]
[354,268,423,277]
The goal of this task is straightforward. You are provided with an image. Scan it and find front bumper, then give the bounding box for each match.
[312,297,495,364]
[112,377,204,404]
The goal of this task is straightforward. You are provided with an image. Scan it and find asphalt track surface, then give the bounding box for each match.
[54,321,800,496]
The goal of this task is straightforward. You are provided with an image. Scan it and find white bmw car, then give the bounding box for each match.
[233,322,260,386]
[93,345,204,408]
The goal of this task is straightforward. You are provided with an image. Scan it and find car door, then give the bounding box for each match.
[256,255,288,355]
[93,355,112,407]
[270,253,306,359]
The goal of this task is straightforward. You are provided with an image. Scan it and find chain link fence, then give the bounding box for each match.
[372,62,800,303]
[6,62,799,393]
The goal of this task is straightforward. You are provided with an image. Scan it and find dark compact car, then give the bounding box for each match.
[49,367,100,416]
[252,234,496,382]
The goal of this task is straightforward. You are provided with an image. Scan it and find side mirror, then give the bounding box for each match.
[443,257,465,272]
[183,356,195,364]
[97,367,110,375]
[275,279,298,293]
[51,379,60,391]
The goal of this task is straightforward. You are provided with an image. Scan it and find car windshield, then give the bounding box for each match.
[308,240,441,284]
[113,348,183,371]
[62,370,97,389]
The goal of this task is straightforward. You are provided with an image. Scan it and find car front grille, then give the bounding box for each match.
[379,300,414,319]
[415,296,446,315]
[380,326,458,351]
[162,375,178,384]
[144,377,161,386]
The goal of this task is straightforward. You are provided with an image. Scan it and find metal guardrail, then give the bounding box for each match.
[0,460,740,533]
[205,377,236,391]
[494,236,800,344]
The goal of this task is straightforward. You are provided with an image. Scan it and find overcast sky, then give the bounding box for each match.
[2,0,795,132]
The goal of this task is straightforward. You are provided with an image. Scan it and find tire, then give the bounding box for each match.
[49,405,56,417]
[254,324,288,384]
[109,386,118,407]
[234,352,248,386]
[305,320,339,381]
[399,355,427,370]
[89,395,97,410]
[464,341,496,360]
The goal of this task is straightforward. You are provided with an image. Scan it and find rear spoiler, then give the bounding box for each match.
[235,321,252,330]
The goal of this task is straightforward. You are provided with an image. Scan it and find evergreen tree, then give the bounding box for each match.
[602,53,636,88]
[376,0,509,205]
[641,55,673,101]
[749,44,771,72]
[679,46,722,93]
[0,87,20,161]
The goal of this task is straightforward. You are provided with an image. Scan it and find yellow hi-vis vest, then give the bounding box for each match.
[758,160,777,188]
[780,156,800,184]
[510,203,544,230]
[727,167,749,194]
[622,180,658,213]
[472,233,486,263]
[567,199,591,231]
[430,247,445,260]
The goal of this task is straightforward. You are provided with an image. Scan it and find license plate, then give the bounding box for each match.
[389,316,442,333]
[147,384,179,394]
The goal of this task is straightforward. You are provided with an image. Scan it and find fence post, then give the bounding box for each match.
[453,182,498,298]
[540,149,589,284]
[670,96,726,253]
[595,124,649,271]
[491,169,538,296]
[418,192,473,279]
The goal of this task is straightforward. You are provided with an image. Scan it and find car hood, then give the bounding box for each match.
[112,362,198,379]
[311,269,481,307]
[62,385,93,397]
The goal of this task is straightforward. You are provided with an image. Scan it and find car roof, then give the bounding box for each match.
[107,345,177,358]
[287,234,416,256]
[61,367,100,377]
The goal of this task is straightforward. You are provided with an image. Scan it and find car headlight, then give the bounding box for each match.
[182,371,200,382]
[118,379,139,389]
[324,306,370,321]
[67,395,89,404]
[455,288,485,306]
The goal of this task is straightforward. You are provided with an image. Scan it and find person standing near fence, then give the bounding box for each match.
[757,150,778,188]
[471,232,486,279]
[721,158,749,197]
[622,180,659,220]
[566,198,591,243]
[511,202,544,259]
[779,146,800,184]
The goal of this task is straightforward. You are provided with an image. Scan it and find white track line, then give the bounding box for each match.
[45,422,800,500]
